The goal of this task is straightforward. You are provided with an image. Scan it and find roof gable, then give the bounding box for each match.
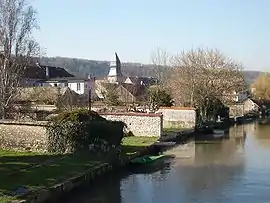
[24,64,74,79]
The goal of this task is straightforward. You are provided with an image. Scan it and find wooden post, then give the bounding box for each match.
[88,88,91,111]
[88,75,92,112]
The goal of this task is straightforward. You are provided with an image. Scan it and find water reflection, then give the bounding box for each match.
[253,124,270,147]
[62,172,123,203]
[64,123,270,203]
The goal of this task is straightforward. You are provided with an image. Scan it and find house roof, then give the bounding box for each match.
[125,76,157,85]
[250,99,270,106]
[120,83,147,98]
[108,52,122,77]
[99,82,147,100]
[24,64,74,79]
[36,77,89,83]
[15,87,74,103]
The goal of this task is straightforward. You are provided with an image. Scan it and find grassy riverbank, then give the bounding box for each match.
[0,136,158,202]
[122,136,159,154]
[0,150,105,202]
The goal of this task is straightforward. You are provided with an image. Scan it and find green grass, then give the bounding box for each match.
[121,136,158,154]
[0,137,157,202]
[0,150,104,202]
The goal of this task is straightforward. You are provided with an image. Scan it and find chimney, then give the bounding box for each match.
[45,66,50,78]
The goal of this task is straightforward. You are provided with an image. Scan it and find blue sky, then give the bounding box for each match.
[32,0,270,70]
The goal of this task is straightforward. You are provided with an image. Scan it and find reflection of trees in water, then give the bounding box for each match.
[229,125,245,138]
[181,140,245,198]
[195,136,245,165]
[181,163,245,199]
[243,122,256,134]
[63,171,123,203]
[253,124,270,147]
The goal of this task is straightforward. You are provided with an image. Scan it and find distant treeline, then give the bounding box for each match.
[38,56,260,83]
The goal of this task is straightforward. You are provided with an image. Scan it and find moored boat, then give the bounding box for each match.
[130,154,165,165]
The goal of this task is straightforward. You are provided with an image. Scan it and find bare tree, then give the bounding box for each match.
[169,48,245,121]
[150,47,172,86]
[0,0,39,118]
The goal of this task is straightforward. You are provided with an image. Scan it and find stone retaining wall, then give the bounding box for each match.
[0,112,163,152]
[0,120,47,152]
[100,113,163,137]
[156,107,196,129]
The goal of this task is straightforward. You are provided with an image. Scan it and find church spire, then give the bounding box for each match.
[108,52,123,83]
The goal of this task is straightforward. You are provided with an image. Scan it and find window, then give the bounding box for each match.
[77,83,81,91]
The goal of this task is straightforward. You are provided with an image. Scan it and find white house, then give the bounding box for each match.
[35,77,95,95]
[23,63,96,97]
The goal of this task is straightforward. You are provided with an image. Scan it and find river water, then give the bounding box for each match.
[63,123,270,203]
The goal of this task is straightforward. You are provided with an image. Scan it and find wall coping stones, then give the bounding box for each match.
[99,112,163,117]
[159,106,195,110]
[0,120,48,127]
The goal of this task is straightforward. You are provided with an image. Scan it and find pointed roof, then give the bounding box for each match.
[108,52,122,77]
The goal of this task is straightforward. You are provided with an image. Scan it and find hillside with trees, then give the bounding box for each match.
[38,56,261,83]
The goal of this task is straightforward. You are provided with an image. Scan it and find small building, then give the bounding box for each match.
[124,76,157,86]
[23,63,95,96]
[34,77,93,95]
[96,82,147,103]
[223,90,249,103]
[228,98,260,117]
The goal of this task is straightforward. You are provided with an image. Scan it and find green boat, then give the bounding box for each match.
[130,154,165,165]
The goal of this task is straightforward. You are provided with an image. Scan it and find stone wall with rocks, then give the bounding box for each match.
[100,113,163,137]
[0,120,48,152]
[156,107,196,129]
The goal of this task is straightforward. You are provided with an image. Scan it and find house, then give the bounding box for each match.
[34,77,93,95]
[250,99,270,111]
[232,90,249,102]
[223,90,249,103]
[12,86,89,120]
[96,82,147,103]
[117,83,147,103]
[23,63,95,96]
[16,86,77,106]
[228,98,260,117]
[124,76,157,86]
[23,63,74,85]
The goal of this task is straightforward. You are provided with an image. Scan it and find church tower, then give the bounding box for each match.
[107,52,123,83]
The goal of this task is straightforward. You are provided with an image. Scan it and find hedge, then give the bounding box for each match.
[46,109,125,153]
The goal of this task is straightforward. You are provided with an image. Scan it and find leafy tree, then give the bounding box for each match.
[103,85,121,106]
[148,87,173,109]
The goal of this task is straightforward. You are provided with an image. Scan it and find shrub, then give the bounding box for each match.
[50,109,105,122]
[46,109,125,154]
[147,87,173,109]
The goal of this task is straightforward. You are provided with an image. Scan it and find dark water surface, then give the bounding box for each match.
[63,123,270,203]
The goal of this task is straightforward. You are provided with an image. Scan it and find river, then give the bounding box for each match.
[63,122,270,203]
